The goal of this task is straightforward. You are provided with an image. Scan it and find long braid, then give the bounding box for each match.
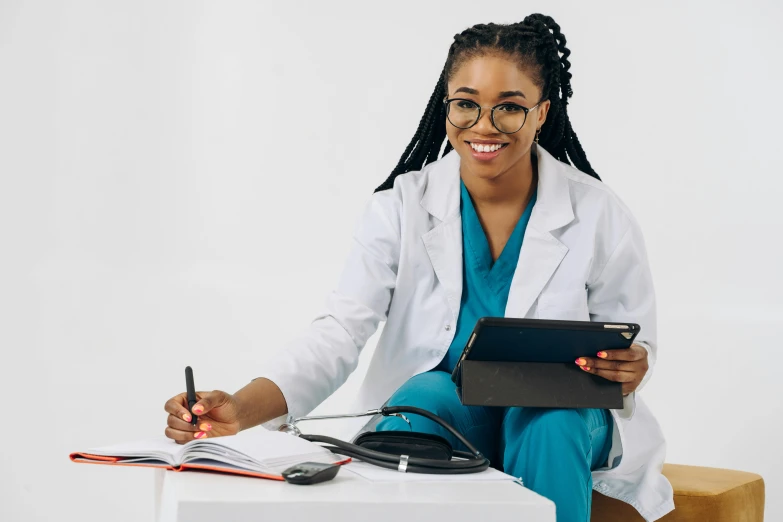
[375,14,599,193]
[524,14,596,177]
[376,73,447,192]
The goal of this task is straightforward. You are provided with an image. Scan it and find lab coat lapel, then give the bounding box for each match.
[420,152,463,323]
[419,145,576,321]
[505,144,575,317]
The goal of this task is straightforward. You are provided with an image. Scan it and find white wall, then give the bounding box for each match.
[1,1,781,520]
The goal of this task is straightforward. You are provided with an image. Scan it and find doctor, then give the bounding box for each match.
[163,14,674,522]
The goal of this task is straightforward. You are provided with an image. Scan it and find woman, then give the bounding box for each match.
[163,14,674,522]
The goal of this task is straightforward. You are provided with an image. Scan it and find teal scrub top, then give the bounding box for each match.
[435,178,538,373]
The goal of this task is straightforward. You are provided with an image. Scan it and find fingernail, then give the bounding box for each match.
[192,405,204,414]
[597,351,607,359]
[182,413,192,422]
[581,366,591,371]
[194,431,206,439]
[575,358,586,366]
[199,423,212,432]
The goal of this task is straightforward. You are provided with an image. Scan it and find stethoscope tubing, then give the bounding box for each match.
[301,433,489,473]
[287,405,491,474]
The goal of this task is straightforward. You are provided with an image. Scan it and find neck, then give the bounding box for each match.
[460,147,537,211]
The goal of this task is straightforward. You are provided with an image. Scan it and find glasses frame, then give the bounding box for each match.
[442,96,545,134]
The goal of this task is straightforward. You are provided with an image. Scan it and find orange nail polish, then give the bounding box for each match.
[182,413,192,422]
[597,351,607,359]
[192,405,204,414]
[575,358,586,366]
[199,423,212,432]
[194,431,206,439]
[582,366,591,371]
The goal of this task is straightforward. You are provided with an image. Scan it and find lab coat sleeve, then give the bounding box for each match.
[255,191,401,430]
[587,212,657,419]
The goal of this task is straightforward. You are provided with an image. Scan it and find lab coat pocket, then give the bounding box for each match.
[536,287,590,321]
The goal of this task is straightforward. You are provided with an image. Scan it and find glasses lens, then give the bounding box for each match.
[493,104,527,133]
[446,100,479,129]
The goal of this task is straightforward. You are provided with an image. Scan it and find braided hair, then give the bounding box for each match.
[375,14,598,192]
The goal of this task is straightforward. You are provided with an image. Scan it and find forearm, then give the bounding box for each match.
[234,377,288,431]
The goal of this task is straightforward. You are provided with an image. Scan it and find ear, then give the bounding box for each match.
[535,99,551,130]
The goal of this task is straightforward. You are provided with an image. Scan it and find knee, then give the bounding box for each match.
[385,371,456,415]
[518,409,590,441]
[378,371,458,433]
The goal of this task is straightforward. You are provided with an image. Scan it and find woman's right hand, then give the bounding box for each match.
[164,390,242,444]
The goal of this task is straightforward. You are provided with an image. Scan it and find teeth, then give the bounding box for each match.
[470,142,503,152]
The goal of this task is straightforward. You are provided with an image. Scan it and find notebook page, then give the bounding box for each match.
[78,437,183,466]
[181,444,256,466]
[259,452,347,474]
[181,450,338,474]
[185,429,333,467]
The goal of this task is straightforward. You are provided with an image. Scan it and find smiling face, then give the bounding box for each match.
[446,53,550,183]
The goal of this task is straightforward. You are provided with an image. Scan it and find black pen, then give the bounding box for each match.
[185,366,198,426]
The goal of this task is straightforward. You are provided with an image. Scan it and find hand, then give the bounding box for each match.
[164,390,242,444]
[575,343,649,395]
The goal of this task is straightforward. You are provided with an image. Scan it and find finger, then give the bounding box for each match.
[190,390,227,416]
[580,366,636,383]
[164,393,194,423]
[578,358,641,372]
[595,344,647,362]
[165,426,208,443]
[622,382,638,395]
[167,414,213,433]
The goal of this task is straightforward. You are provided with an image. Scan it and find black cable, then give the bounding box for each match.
[301,434,489,474]
[299,405,491,474]
[381,406,485,458]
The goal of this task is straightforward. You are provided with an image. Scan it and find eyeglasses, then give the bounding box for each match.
[442,97,544,134]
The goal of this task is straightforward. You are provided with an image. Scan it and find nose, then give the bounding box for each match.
[473,108,499,134]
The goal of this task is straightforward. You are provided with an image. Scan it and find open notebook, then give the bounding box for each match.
[70,429,350,480]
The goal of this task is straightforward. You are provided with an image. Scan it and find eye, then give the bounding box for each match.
[495,103,525,113]
[456,100,479,110]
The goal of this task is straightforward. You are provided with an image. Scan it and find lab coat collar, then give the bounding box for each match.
[420,143,577,321]
[419,143,575,232]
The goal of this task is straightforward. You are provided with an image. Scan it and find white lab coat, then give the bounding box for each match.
[258,144,674,521]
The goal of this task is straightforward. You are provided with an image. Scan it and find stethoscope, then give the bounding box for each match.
[278,405,490,474]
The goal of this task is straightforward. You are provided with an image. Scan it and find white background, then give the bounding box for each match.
[1,1,781,520]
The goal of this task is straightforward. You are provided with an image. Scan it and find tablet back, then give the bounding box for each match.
[452,318,640,409]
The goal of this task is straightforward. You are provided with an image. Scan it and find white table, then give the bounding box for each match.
[154,465,555,522]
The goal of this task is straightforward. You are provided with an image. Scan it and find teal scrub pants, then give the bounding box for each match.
[375,371,613,522]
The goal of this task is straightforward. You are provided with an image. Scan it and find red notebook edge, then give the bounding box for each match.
[69,452,353,480]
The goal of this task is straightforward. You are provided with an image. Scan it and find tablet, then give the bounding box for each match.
[449,318,640,409]
[451,317,640,382]
[451,317,640,408]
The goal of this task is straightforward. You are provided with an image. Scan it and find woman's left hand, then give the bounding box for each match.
[575,343,649,395]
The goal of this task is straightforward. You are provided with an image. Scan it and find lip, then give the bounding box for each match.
[466,139,508,145]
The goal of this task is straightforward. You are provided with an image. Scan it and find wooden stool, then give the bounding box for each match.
[591,464,765,521]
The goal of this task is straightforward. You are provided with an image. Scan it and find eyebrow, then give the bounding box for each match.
[454,87,527,99]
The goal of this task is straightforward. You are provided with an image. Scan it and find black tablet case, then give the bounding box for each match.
[450,318,640,409]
